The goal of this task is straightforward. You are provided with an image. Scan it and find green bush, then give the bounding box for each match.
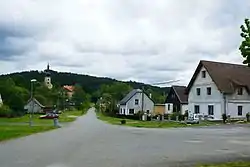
[170,112,181,121]
[246,112,250,122]
[0,105,12,117]
[222,113,227,123]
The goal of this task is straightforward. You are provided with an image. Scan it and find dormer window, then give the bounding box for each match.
[202,71,206,78]
[237,87,243,95]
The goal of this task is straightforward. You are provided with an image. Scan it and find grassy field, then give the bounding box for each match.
[0,125,55,142]
[198,161,250,167]
[0,109,87,142]
[0,110,85,124]
[96,112,218,128]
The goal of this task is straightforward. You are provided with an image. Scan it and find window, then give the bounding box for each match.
[194,105,200,114]
[208,105,214,115]
[238,106,243,116]
[135,99,139,105]
[238,87,243,95]
[120,108,122,114]
[207,87,211,95]
[47,82,49,84]
[202,70,206,78]
[196,88,200,96]
[147,110,150,114]
[129,109,134,114]
[168,104,170,110]
[123,109,125,114]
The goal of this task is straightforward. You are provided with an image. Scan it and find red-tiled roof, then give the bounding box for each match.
[63,85,74,92]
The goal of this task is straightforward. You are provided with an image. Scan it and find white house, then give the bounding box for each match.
[119,89,154,115]
[24,98,45,113]
[187,60,250,120]
[165,86,188,115]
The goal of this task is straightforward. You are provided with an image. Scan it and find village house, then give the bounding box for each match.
[187,60,250,120]
[119,89,154,115]
[24,98,45,113]
[63,85,75,99]
[165,86,188,115]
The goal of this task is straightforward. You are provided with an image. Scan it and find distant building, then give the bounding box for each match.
[153,104,166,116]
[0,94,3,107]
[63,85,75,99]
[165,86,188,115]
[24,98,45,113]
[118,89,154,115]
[44,63,53,89]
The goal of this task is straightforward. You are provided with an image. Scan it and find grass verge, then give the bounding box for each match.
[0,110,86,124]
[198,161,250,167]
[96,112,217,128]
[0,109,89,142]
[0,125,55,142]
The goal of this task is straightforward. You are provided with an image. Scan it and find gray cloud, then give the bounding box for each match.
[0,0,249,86]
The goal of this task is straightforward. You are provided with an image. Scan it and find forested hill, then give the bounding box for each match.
[0,70,170,102]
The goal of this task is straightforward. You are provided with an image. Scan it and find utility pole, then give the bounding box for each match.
[29,79,37,127]
[141,86,145,120]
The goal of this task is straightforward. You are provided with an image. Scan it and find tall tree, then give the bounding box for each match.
[72,84,86,109]
[239,18,250,66]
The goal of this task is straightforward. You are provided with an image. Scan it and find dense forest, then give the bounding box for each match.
[1,70,170,102]
[0,69,170,117]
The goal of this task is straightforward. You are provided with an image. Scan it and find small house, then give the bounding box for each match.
[119,89,154,115]
[24,98,45,113]
[165,86,188,115]
[63,85,75,99]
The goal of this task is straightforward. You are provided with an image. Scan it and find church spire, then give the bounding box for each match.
[47,63,50,71]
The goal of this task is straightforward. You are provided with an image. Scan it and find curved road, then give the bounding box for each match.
[0,108,250,167]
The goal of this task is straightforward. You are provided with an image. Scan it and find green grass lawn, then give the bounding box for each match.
[96,112,218,128]
[198,161,250,167]
[0,125,55,142]
[0,110,87,142]
[0,110,85,124]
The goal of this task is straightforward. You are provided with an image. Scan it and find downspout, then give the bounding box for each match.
[223,93,227,115]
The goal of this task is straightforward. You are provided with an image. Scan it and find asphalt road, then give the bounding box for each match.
[0,108,250,167]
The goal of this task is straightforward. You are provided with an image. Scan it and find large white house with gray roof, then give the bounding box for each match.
[119,89,154,115]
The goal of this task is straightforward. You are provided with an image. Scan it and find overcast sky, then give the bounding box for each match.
[0,0,249,86]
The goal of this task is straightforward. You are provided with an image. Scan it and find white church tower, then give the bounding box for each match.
[44,63,53,89]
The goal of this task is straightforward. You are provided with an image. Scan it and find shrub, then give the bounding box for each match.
[121,120,126,124]
[116,114,140,120]
[246,112,250,122]
[170,112,181,121]
[222,113,227,123]
[0,105,12,117]
[164,114,169,120]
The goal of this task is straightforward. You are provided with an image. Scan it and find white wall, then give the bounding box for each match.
[226,87,250,118]
[227,102,250,119]
[24,101,43,113]
[165,103,173,114]
[124,92,154,115]
[181,104,188,115]
[188,66,224,120]
[119,105,126,115]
